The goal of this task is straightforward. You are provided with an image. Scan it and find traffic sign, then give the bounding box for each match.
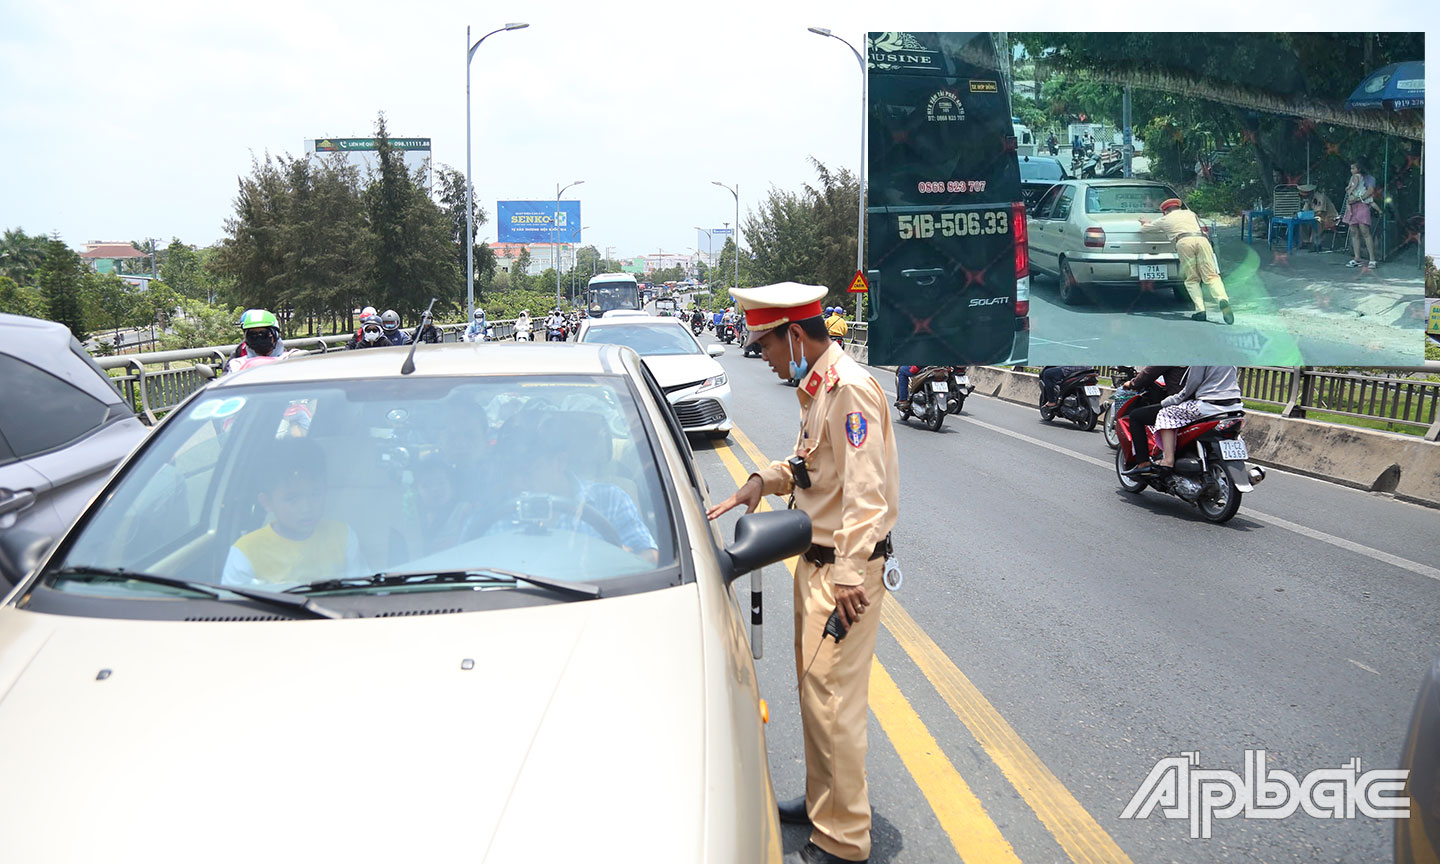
[847,270,869,293]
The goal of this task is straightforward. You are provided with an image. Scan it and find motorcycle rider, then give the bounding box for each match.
[226,308,287,374]
[416,317,444,344]
[1123,366,1241,474]
[690,307,705,331]
[825,306,849,344]
[463,308,491,342]
[380,309,411,345]
[546,307,568,340]
[515,310,533,341]
[346,314,387,350]
[895,364,918,408]
[1040,365,1090,410]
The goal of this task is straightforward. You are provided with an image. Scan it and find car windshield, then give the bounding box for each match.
[582,323,702,356]
[1019,159,1065,181]
[1085,185,1178,214]
[589,284,639,314]
[47,376,676,602]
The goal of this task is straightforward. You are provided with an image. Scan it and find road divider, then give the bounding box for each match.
[964,366,1440,508]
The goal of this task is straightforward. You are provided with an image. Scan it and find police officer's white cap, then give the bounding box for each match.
[730,282,828,346]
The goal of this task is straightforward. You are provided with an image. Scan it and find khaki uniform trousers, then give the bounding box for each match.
[1176,235,1230,313]
[794,554,886,861]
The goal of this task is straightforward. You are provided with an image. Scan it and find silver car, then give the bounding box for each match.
[1026,179,1195,306]
[0,342,807,862]
[0,313,147,587]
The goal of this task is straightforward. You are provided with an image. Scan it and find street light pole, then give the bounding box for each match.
[808,27,866,323]
[554,179,584,307]
[467,22,529,321]
[712,181,739,297]
[694,226,714,276]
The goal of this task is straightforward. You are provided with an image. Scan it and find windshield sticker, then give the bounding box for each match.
[211,397,246,418]
[190,397,246,420]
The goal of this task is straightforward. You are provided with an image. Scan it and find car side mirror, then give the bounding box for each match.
[0,529,55,592]
[719,510,811,584]
[707,344,725,358]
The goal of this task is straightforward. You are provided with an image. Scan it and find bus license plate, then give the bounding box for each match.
[1135,264,1167,281]
[1219,439,1249,461]
[931,381,949,392]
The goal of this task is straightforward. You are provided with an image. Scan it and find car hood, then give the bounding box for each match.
[642,353,723,390]
[0,587,706,863]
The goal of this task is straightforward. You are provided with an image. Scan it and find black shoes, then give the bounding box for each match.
[1220,300,1235,325]
[797,842,867,864]
[1190,311,1208,322]
[778,796,811,825]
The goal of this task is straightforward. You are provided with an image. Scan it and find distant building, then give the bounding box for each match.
[80,242,149,275]
[489,242,578,274]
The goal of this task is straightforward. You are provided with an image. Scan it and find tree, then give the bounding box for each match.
[37,239,87,338]
[0,275,45,318]
[434,164,489,291]
[82,271,143,348]
[801,158,862,305]
[163,298,245,350]
[364,113,461,320]
[510,246,532,291]
[0,228,49,285]
[160,239,210,302]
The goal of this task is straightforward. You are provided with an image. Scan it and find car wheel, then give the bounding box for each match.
[1059,260,1084,305]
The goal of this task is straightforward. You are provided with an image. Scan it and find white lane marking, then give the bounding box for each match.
[1347,659,1381,675]
[957,415,1440,584]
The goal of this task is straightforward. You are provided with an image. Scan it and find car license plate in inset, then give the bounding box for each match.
[1083,385,1101,396]
[1136,264,1167,281]
[931,381,949,392]
[1219,439,1249,460]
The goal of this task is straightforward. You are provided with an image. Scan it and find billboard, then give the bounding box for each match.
[497,200,582,244]
[305,136,432,188]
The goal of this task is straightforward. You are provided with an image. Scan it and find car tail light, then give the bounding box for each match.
[1004,135,1017,153]
[1084,227,1106,248]
[1013,201,1030,317]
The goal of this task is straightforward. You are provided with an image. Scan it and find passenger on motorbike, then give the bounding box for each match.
[825,307,849,343]
[1123,366,1241,473]
[463,308,491,342]
[346,315,387,350]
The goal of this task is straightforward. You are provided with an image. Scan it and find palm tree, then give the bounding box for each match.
[0,229,50,284]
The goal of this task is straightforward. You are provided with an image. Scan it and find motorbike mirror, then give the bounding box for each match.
[195,364,216,381]
[707,344,725,357]
[718,510,811,585]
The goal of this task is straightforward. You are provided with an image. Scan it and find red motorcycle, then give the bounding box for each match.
[1114,400,1266,523]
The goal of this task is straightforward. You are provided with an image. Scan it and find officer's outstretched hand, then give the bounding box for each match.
[707,475,763,520]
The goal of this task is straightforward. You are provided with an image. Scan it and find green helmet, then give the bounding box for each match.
[240,308,279,330]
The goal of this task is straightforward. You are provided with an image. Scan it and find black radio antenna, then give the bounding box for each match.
[400,297,437,376]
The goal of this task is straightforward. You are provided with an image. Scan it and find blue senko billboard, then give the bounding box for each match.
[497,200,583,243]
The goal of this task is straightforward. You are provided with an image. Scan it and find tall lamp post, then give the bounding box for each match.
[711,181,739,298]
[466,22,528,320]
[553,180,584,307]
[807,27,866,323]
[568,224,590,301]
[694,226,715,274]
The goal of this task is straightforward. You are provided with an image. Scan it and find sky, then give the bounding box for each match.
[1,1,1435,263]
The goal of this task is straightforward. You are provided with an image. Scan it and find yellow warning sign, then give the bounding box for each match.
[847,270,869,293]
[1428,300,1440,337]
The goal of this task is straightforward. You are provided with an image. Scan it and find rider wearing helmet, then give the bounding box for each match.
[380,309,411,346]
[347,314,387,350]
[232,309,284,362]
[825,306,849,343]
[463,307,491,343]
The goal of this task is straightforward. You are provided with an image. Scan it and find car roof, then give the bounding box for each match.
[208,342,637,389]
[0,313,126,406]
[583,315,683,329]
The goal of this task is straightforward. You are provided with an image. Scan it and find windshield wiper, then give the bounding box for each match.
[287,568,603,601]
[51,566,351,620]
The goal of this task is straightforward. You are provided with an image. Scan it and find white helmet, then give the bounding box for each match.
[361,305,377,318]
[473,308,485,320]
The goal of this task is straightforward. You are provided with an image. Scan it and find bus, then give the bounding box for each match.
[866,31,1029,366]
[587,273,642,317]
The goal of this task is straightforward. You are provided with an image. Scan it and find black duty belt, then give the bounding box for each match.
[1204,398,1243,405]
[804,538,889,567]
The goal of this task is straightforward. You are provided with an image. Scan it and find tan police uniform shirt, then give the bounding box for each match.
[755,342,899,587]
[1150,208,1206,243]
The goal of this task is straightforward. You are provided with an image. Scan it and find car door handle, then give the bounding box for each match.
[0,489,38,517]
[902,268,944,287]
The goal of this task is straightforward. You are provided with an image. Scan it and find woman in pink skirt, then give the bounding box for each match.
[1343,161,1378,268]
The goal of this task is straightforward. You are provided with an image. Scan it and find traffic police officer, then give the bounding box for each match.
[1140,198,1234,324]
[707,282,899,864]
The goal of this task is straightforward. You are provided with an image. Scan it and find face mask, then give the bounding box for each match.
[245,330,275,355]
[787,328,809,380]
[363,327,382,343]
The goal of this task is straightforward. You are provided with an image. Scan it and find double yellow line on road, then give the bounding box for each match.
[713,425,1131,864]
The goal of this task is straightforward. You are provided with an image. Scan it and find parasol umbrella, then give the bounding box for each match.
[1344,60,1424,261]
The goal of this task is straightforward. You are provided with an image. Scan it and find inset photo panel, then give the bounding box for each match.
[865,31,1426,367]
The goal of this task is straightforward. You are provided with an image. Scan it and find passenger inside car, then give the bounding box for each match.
[221,438,370,587]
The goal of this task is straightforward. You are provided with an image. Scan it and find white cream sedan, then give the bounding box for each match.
[0,343,808,863]
[578,315,735,440]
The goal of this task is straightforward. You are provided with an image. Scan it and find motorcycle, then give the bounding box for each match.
[1115,406,1266,524]
[1039,367,1102,430]
[514,322,533,342]
[1097,148,1124,178]
[718,322,737,344]
[691,319,705,337]
[547,323,567,342]
[897,366,970,432]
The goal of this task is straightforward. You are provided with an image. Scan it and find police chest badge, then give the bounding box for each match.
[845,412,867,447]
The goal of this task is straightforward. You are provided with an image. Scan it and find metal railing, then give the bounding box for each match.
[94,321,539,424]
